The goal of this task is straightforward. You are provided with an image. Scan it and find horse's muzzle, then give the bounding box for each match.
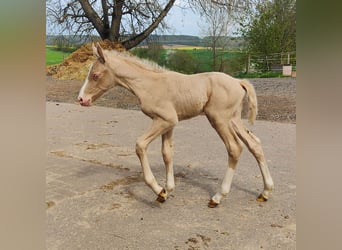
[78,96,91,106]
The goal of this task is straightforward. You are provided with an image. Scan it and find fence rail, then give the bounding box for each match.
[246,51,296,73]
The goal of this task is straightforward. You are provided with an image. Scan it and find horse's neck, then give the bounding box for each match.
[111,60,155,97]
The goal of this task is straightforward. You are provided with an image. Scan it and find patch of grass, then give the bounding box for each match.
[163,47,245,73]
[46,46,73,65]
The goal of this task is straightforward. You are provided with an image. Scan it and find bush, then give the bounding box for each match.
[166,50,198,74]
[216,53,246,76]
[131,42,163,64]
[146,42,163,63]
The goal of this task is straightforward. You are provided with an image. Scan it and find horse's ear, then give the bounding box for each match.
[92,43,98,57]
[92,42,105,64]
[96,43,106,64]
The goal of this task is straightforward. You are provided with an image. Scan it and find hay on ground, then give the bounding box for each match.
[46,40,126,80]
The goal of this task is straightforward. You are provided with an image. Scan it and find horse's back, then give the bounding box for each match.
[152,71,245,121]
[198,72,246,111]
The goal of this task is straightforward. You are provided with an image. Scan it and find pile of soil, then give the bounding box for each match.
[46,40,126,80]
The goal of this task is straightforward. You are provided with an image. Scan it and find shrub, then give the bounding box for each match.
[166,50,197,74]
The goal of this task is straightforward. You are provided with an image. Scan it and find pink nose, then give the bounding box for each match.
[78,96,90,106]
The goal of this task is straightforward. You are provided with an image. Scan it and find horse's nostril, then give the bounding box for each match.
[78,97,83,102]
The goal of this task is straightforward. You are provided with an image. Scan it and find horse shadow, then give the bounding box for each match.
[122,163,259,208]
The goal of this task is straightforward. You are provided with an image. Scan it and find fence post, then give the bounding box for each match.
[246,53,250,73]
[287,52,290,64]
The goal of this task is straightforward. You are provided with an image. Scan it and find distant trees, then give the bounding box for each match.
[190,0,246,71]
[241,0,296,55]
[192,0,296,72]
[195,1,232,71]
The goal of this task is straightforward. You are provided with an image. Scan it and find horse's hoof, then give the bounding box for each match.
[208,199,219,208]
[156,188,167,203]
[256,194,268,202]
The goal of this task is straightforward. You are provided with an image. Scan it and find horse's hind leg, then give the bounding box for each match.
[231,119,274,202]
[162,128,175,193]
[206,115,243,208]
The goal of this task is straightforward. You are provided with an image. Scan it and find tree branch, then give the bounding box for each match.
[78,0,105,38]
[122,0,176,49]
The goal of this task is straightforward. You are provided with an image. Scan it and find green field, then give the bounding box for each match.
[46,45,266,77]
[46,46,72,65]
[185,49,245,73]
[46,45,244,72]
[132,47,246,75]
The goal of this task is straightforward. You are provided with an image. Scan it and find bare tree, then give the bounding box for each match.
[46,0,176,50]
[188,0,261,71]
[189,0,233,70]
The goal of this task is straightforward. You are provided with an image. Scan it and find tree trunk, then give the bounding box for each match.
[78,0,106,39]
[75,0,175,50]
[101,0,110,40]
[110,0,124,42]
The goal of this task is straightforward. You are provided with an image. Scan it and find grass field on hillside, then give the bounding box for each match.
[187,49,244,72]
[46,46,72,65]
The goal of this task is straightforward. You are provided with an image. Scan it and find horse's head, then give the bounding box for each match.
[78,43,115,106]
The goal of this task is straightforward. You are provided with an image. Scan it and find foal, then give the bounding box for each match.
[78,43,274,207]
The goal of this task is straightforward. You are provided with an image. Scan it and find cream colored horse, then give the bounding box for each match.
[78,43,274,207]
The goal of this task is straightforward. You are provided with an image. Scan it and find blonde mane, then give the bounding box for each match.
[108,50,167,73]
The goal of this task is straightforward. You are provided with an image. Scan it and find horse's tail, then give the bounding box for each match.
[240,79,258,125]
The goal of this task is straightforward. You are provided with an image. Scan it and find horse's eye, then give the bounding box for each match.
[92,73,100,81]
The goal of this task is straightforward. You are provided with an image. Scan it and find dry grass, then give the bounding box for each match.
[46,40,126,80]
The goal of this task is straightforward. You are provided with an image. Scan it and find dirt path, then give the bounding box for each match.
[46,102,296,249]
[46,76,296,123]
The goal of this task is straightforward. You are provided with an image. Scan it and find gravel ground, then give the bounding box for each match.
[46,76,296,123]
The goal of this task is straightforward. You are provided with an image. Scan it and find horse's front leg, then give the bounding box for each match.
[162,128,175,193]
[136,118,176,203]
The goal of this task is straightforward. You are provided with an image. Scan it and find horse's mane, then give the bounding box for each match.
[108,50,167,73]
